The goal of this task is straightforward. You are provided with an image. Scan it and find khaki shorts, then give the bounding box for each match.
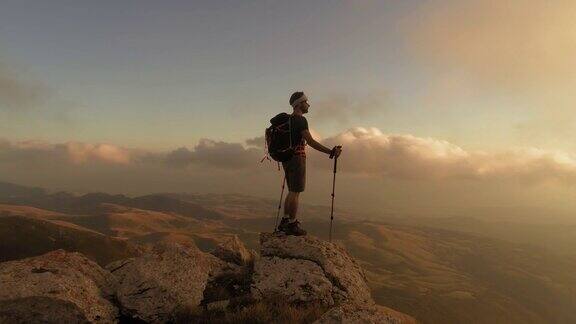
[282,155,306,192]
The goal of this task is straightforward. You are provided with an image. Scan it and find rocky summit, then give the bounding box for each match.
[252,232,415,324]
[255,232,374,305]
[0,233,414,323]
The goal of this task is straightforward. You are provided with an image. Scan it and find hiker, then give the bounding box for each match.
[277,91,342,236]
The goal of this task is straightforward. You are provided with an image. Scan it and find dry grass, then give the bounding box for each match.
[174,298,329,324]
[202,261,255,303]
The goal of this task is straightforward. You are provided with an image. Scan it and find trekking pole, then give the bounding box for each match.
[329,146,341,242]
[274,174,287,231]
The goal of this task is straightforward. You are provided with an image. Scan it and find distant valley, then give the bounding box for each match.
[1,181,575,324]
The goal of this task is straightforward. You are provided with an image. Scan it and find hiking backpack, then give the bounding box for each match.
[265,113,294,162]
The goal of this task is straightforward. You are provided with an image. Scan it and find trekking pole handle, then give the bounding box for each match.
[329,145,342,159]
[330,145,341,173]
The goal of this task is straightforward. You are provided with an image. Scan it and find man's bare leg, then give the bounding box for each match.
[284,191,300,220]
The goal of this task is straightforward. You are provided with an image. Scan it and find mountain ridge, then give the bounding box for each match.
[1,181,575,323]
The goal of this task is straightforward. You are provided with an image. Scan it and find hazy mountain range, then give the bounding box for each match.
[0,181,575,324]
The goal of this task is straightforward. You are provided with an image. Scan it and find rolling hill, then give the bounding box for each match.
[1,181,575,323]
[0,213,140,266]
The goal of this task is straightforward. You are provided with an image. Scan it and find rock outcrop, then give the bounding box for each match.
[0,232,415,323]
[0,250,118,323]
[106,242,222,323]
[253,232,373,305]
[252,232,416,323]
[210,234,257,266]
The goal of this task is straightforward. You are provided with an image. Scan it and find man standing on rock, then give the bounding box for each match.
[278,91,342,236]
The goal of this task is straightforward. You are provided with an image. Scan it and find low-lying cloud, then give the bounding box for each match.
[66,142,131,165]
[316,127,576,185]
[245,136,265,149]
[0,140,132,165]
[165,138,262,169]
[4,132,576,218]
[3,128,576,187]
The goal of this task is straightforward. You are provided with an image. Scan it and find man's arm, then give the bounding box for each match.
[302,130,332,155]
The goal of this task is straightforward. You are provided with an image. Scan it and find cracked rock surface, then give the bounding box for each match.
[252,256,335,305]
[0,250,118,323]
[256,232,373,305]
[106,242,214,323]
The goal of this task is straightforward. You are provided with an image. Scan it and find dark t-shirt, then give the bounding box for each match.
[289,114,308,156]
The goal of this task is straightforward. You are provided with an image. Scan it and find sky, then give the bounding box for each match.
[2,0,576,222]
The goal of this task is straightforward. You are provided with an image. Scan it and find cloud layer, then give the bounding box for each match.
[314,127,576,185]
[0,140,132,165]
[165,138,262,169]
[5,127,576,187]
[4,131,576,219]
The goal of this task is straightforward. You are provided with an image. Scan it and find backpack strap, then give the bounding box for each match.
[260,129,272,163]
[288,114,292,149]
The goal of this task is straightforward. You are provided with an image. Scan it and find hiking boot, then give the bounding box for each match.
[284,220,307,236]
[277,217,291,233]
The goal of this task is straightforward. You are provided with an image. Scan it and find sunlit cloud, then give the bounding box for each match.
[4,130,576,187]
[66,142,131,165]
[0,140,131,165]
[317,127,576,185]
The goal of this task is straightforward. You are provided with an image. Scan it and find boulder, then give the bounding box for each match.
[258,232,373,304]
[0,250,118,323]
[0,297,91,323]
[106,242,216,323]
[314,303,417,324]
[211,235,256,266]
[252,256,335,305]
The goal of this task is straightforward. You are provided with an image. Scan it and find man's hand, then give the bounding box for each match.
[334,145,342,157]
[331,146,342,158]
